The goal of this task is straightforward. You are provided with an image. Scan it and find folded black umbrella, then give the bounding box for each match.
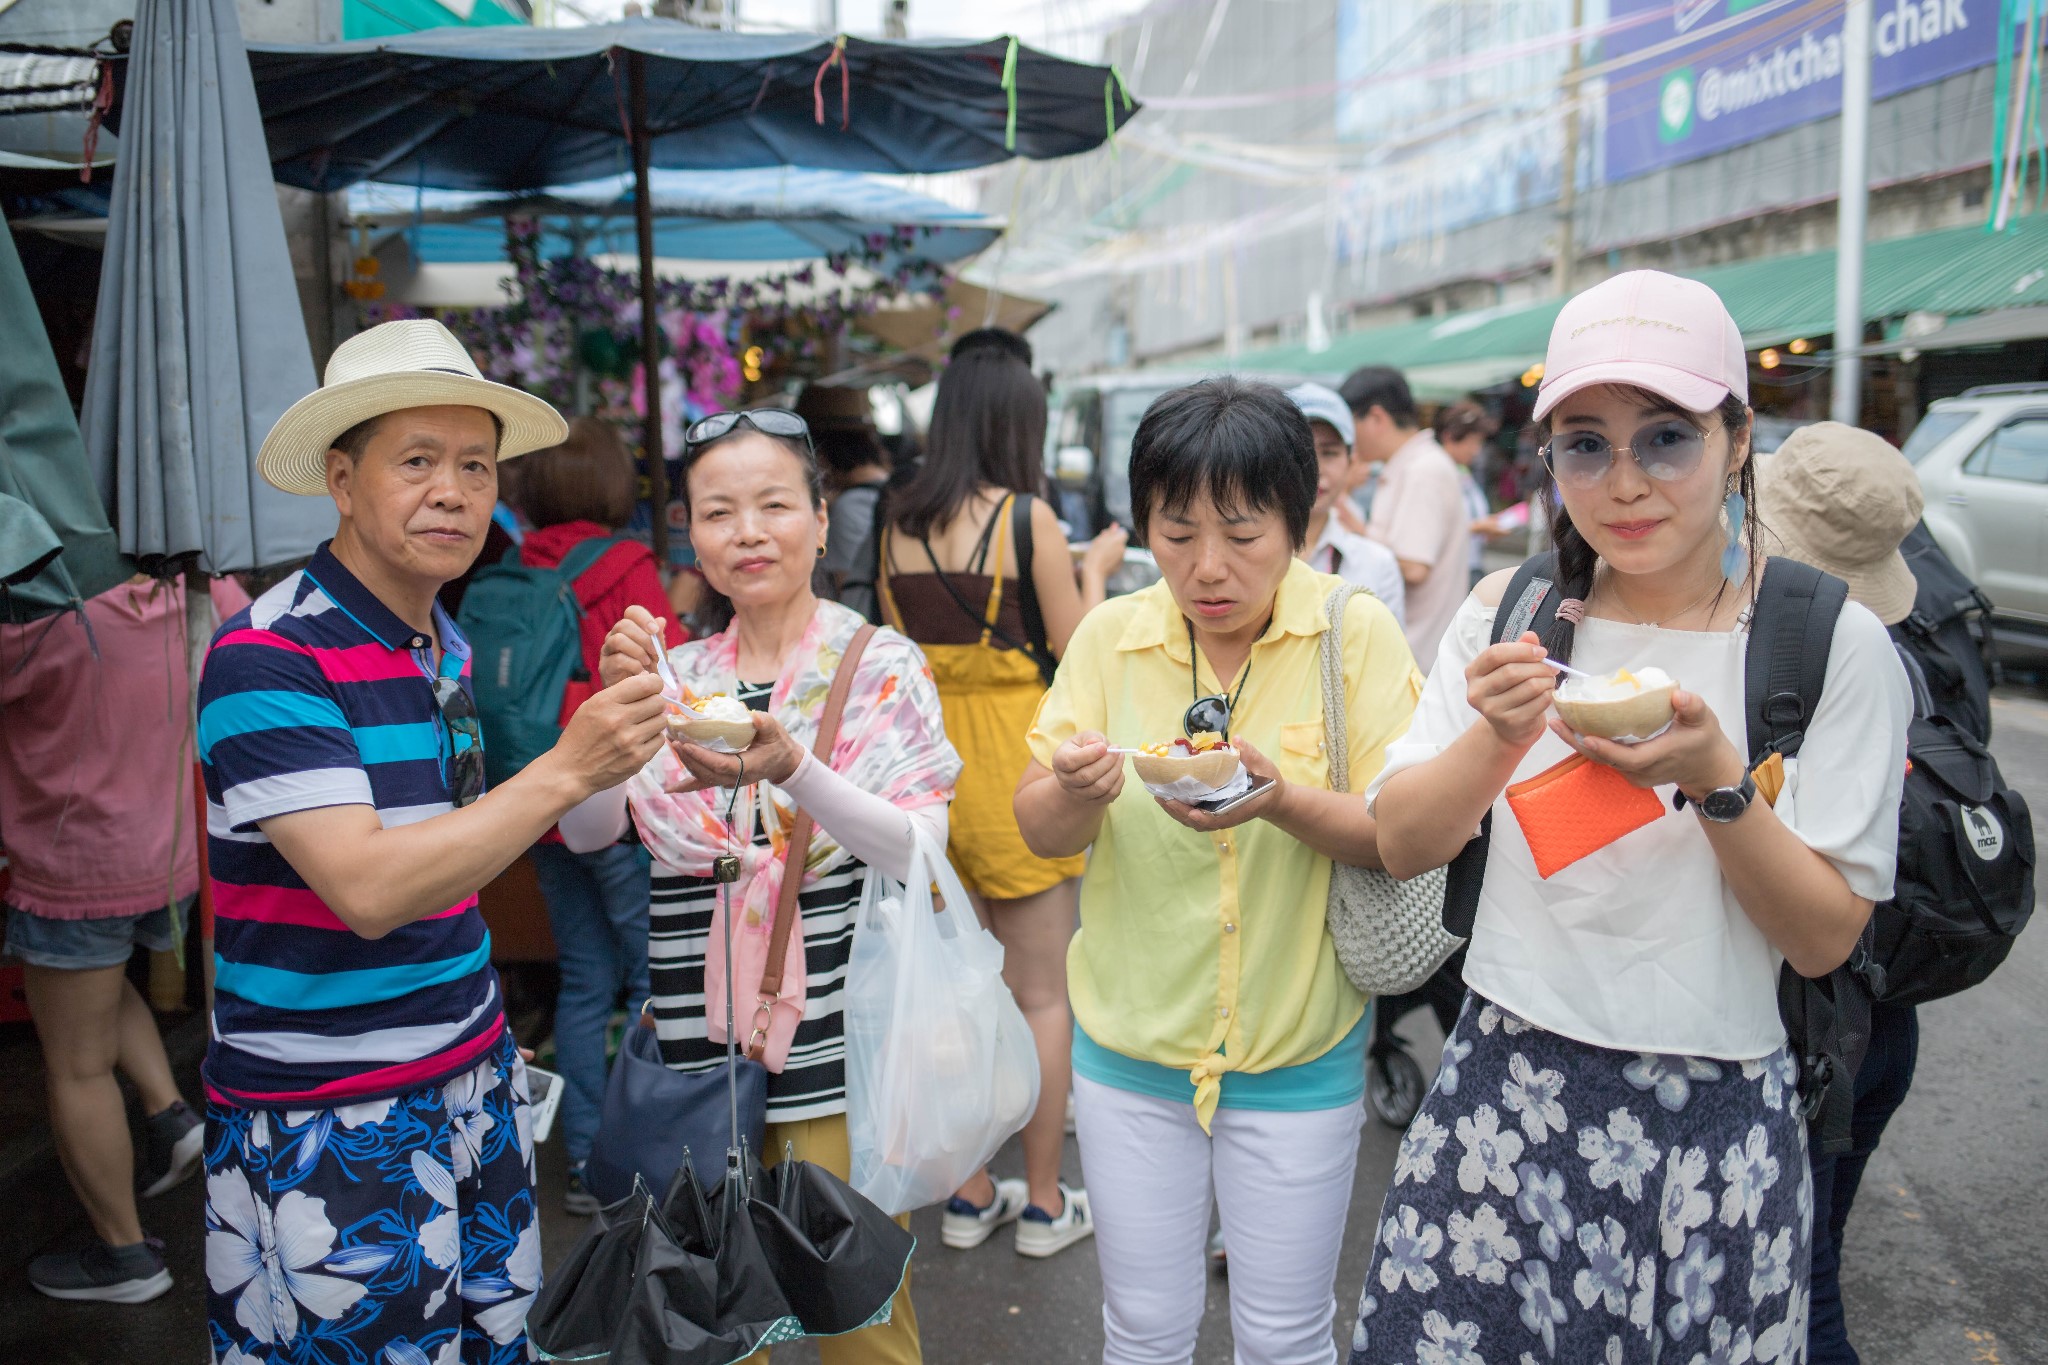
[749,1149,914,1337]
[528,1183,660,1362]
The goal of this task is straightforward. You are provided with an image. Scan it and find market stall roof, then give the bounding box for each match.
[230,20,1138,193]
[1861,306,2048,355]
[1223,217,2048,391]
[346,166,1001,266]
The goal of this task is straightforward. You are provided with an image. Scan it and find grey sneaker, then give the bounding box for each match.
[941,1177,1028,1250]
[141,1100,204,1199]
[1015,1184,1094,1259]
[28,1238,173,1304]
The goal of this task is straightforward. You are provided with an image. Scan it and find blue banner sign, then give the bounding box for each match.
[1605,0,2005,182]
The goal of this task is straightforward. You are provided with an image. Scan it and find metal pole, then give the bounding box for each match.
[629,51,671,568]
[1554,0,1585,297]
[1831,0,1872,425]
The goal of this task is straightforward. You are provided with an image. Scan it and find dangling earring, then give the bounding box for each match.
[1720,484,1747,583]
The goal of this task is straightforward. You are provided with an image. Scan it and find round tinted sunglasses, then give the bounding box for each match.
[684,408,814,454]
[1541,418,1720,491]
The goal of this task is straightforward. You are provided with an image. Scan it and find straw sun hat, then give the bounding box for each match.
[258,319,568,496]
[1755,421,1923,626]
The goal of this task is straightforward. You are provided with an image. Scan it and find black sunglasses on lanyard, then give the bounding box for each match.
[432,676,487,808]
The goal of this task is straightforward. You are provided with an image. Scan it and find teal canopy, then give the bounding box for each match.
[0,214,129,623]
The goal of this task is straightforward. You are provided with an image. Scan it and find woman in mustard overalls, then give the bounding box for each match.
[880,330,1126,1259]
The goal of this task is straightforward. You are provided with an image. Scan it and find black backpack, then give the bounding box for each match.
[1437,554,2038,1154]
[1896,522,1998,743]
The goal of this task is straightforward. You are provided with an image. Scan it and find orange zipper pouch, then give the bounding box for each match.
[1506,753,1667,879]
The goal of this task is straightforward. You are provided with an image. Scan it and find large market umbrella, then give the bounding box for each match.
[231,19,1137,561]
[0,209,130,623]
[346,166,1002,269]
[79,0,335,576]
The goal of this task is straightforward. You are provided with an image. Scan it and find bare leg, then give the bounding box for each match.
[24,964,144,1247]
[982,880,1078,1214]
[116,977,181,1117]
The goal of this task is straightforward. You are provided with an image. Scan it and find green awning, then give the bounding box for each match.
[344,0,525,41]
[1227,216,2048,387]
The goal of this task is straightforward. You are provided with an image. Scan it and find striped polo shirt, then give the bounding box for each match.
[198,541,503,1109]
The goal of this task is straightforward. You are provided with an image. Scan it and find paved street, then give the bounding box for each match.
[5,696,2046,1364]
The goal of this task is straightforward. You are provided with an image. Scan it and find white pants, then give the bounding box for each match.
[1073,1073,1364,1365]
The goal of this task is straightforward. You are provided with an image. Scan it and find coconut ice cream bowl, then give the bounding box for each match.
[1553,673,1678,743]
[666,696,758,752]
[1130,745,1243,792]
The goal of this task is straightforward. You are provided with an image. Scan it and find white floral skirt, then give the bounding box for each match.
[1349,993,1812,1365]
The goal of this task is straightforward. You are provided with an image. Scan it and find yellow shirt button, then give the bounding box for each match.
[1223,922,1237,933]
[1217,1006,1230,1019]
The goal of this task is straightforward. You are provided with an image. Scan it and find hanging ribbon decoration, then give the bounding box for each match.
[79,59,114,184]
[1988,0,2045,231]
[813,34,849,131]
[1002,37,1019,152]
[1104,64,1133,155]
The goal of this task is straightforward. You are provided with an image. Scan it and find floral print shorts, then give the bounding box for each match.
[203,1033,540,1365]
[1350,994,1812,1365]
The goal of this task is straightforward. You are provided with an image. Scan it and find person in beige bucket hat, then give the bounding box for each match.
[1755,421,1923,627]
[193,320,669,1361]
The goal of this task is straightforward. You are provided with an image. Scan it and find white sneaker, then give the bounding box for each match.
[941,1177,1028,1250]
[1015,1184,1094,1259]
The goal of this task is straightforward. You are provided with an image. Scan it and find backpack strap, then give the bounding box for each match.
[1012,492,1057,687]
[1743,557,1846,764]
[555,533,628,587]
[1740,557,1865,1156]
[749,623,877,1062]
[1440,553,1561,939]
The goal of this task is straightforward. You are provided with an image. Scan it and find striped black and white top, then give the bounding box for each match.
[646,680,864,1123]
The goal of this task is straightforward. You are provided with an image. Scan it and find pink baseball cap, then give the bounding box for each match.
[1532,270,1748,422]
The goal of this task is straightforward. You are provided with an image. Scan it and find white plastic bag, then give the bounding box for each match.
[844,829,1040,1216]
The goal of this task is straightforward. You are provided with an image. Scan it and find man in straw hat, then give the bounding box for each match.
[1755,420,1942,1365]
[194,320,669,1360]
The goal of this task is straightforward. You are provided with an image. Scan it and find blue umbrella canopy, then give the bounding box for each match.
[346,166,1001,267]
[240,21,1136,194]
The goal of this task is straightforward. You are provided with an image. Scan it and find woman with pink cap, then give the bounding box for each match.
[1345,273,1910,1363]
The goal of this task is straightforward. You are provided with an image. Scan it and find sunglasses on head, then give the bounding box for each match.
[1541,418,1718,491]
[684,409,815,454]
[432,676,487,809]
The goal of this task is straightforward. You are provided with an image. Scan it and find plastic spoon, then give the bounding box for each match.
[651,621,682,697]
[1544,657,1598,681]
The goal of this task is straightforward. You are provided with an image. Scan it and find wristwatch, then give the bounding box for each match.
[1687,771,1758,824]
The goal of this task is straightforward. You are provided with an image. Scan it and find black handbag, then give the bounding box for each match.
[583,1017,769,1207]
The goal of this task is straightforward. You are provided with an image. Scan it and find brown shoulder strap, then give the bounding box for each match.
[749,623,879,1056]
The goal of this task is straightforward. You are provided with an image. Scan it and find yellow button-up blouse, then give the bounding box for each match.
[1028,558,1423,1128]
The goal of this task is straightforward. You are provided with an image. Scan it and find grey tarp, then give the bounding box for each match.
[79,0,334,576]
[0,213,129,623]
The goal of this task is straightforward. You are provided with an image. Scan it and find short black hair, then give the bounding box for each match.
[1127,377,1317,550]
[949,327,1033,367]
[331,410,504,461]
[1338,365,1418,429]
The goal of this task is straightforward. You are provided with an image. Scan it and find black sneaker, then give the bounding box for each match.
[28,1238,172,1304]
[565,1166,600,1217]
[140,1100,204,1199]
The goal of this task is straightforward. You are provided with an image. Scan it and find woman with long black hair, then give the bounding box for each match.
[879,330,1126,1258]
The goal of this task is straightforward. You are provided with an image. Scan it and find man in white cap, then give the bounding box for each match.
[1286,381,1406,628]
[195,320,668,1361]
